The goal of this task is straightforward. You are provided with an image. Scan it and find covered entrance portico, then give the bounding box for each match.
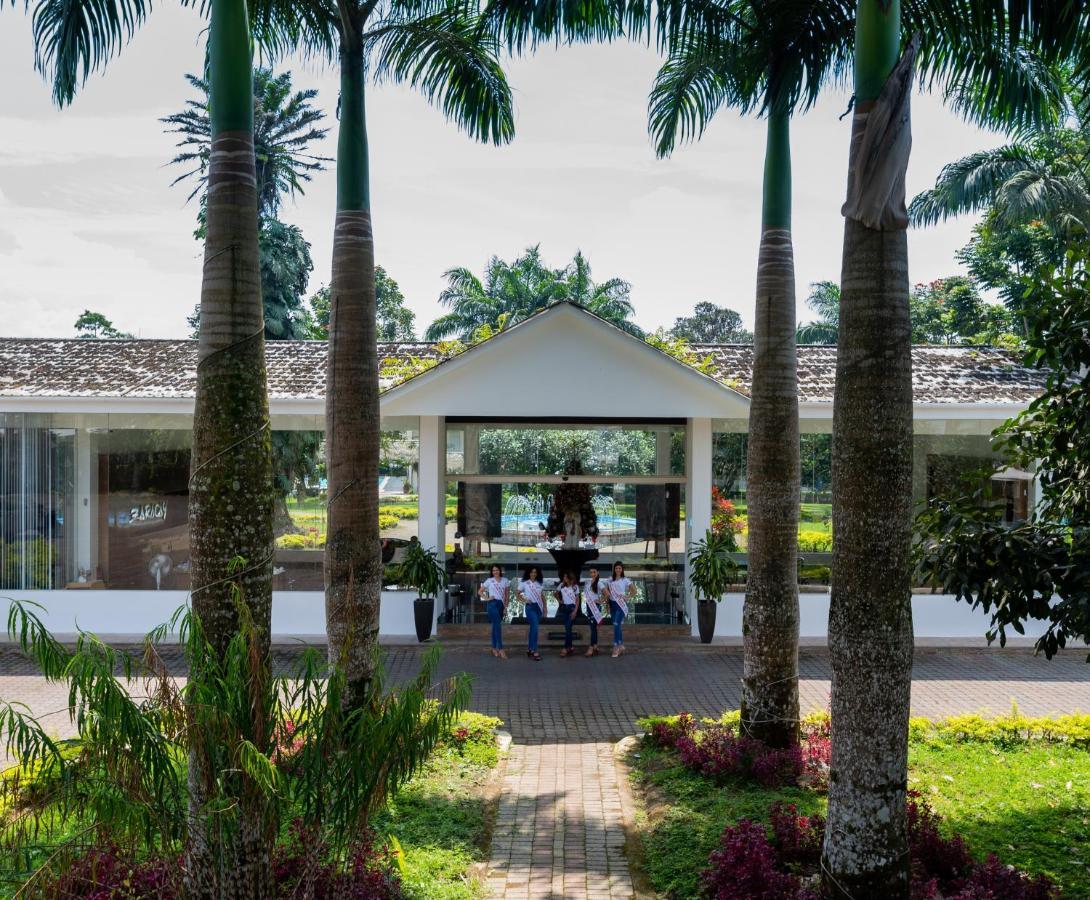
[380,303,750,638]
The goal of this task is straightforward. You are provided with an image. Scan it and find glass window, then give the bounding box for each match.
[0,414,77,589]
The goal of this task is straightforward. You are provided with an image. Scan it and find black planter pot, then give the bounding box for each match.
[413,597,435,643]
[697,599,717,644]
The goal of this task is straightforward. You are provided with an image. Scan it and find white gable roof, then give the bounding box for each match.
[380,302,751,419]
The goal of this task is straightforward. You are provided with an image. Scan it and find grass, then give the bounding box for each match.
[373,713,503,900]
[628,715,1090,899]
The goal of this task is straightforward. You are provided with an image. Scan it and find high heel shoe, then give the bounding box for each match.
[584,646,598,657]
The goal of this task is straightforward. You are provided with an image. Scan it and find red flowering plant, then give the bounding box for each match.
[698,795,1056,899]
[710,487,744,549]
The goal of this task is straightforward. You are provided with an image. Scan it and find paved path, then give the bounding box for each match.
[2,644,1088,899]
[487,743,633,899]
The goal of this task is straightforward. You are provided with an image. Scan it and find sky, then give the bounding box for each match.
[0,6,1005,339]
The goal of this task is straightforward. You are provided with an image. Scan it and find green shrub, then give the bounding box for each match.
[910,705,1090,747]
[799,564,831,583]
[797,530,832,553]
[378,513,400,531]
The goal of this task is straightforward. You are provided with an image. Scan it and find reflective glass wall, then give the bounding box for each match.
[0,413,419,591]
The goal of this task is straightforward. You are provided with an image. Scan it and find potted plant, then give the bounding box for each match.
[399,540,447,642]
[687,529,738,643]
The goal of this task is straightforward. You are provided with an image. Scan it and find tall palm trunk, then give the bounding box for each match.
[185,0,275,893]
[325,38,381,707]
[741,104,800,749]
[822,1,915,895]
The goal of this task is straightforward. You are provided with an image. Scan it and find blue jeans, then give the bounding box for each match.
[487,599,504,649]
[587,615,599,646]
[610,600,626,645]
[526,603,542,652]
[560,604,577,649]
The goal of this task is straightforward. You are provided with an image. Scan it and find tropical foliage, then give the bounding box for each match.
[915,249,1090,659]
[424,245,640,339]
[0,597,470,895]
[162,69,332,220]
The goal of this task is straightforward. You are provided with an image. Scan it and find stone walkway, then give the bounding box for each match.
[488,743,632,899]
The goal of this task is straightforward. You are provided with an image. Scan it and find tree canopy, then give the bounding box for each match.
[669,302,752,343]
[73,310,132,339]
[424,245,640,339]
[306,267,414,341]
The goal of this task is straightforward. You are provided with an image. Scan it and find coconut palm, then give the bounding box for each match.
[425,245,641,339]
[822,2,1086,895]
[295,0,514,706]
[796,280,840,344]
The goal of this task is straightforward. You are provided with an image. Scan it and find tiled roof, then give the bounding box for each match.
[0,337,1044,405]
[694,344,1046,404]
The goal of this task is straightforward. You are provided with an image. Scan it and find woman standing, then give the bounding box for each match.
[604,561,635,658]
[519,565,545,661]
[556,570,580,657]
[478,564,509,659]
[582,566,605,657]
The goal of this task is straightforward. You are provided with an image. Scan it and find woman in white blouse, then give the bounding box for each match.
[582,566,605,658]
[556,570,580,657]
[604,561,636,658]
[518,565,545,661]
[478,564,510,659]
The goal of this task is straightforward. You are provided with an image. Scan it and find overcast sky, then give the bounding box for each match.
[0,6,1004,339]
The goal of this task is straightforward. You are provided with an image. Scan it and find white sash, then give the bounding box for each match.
[608,578,630,617]
[583,581,603,623]
[559,584,578,606]
[521,579,545,611]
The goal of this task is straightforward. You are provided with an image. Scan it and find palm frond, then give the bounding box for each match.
[648,32,743,158]
[367,8,515,145]
[29,0,155,106]
[909,144,1038,226]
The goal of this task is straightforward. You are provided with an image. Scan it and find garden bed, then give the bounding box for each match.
[626,710,1090,899]
[0,712,505,899]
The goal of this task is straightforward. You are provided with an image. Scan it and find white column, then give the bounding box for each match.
[417,416,446,628]
[685,417,713,635]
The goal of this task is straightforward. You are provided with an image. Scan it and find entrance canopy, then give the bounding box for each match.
[380,302,751,420]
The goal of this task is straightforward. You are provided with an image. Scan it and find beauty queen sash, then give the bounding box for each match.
[521,579,545,612]
[582,581,604,624]
[608,577,631,617]
[483,577,509,602]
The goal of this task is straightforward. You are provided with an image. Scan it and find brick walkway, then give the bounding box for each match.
[488,743,632,899]
[1,643,1088,899]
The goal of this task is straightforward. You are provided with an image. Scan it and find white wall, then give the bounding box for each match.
[706,591,1051,640]
[0,589,419,641]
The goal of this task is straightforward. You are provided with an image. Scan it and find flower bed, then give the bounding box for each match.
[629,709,1090,899]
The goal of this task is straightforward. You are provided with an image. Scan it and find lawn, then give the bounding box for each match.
[374,712,504,900]
[628,711,1090,899]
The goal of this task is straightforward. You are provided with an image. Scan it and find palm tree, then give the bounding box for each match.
[650,1,855,749]
[909,123,1090,236]
[796,280,840,344]
[299,0,514,705]
[162,68,332,220]
[26,0,296,890]
[821,2,1084,895]
[425,245,640,339]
